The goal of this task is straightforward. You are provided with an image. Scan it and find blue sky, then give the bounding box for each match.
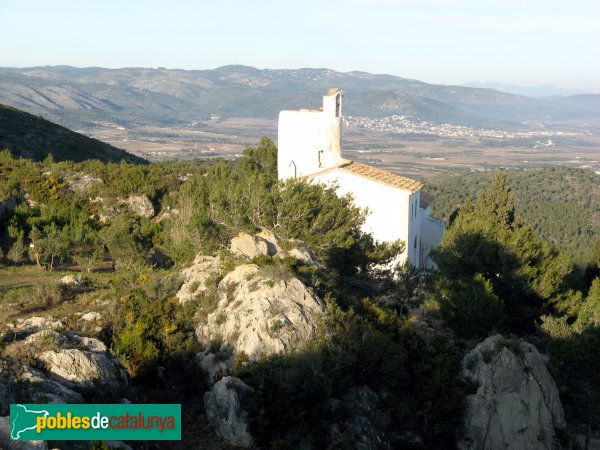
[0,0,598,92]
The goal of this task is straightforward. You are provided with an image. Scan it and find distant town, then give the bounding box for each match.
[344,115,578,140]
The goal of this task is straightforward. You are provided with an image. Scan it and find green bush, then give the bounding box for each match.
[111,279,199,379]
[439,274,506,340]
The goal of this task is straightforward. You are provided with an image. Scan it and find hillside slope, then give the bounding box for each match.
[0,103,146,163]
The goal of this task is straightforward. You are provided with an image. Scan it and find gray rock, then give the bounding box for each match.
[123,195,155,218]
[23,330,107,353]
[67,334,108,353]
[66,172,104,194]
[287,241,319,266]
[7,317,64,341]
[24,330,67,348]
[0,360,83,405]
[194,347,233,384]
[176,255,220,304]
[0,416,47,450]
[81,311,102,322]
[20,367,84,404]
[38,349,125,389]
[17,317,63,333]
[459,335,566,450]
[256,229,283,255]
[198,264,325,360]
[59,275,80,286]
[90,197,116,223]
[230,232,271,259]
[203,377,254,448]
[329,386,393,450]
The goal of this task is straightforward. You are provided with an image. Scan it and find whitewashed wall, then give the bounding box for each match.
[277,95,342,180]
[313,169,419,265]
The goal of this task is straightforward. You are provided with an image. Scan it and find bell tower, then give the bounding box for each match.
[277,88,343,179]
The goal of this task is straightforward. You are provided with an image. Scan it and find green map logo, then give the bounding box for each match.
[9,404,181,441]
[11,405,49,439]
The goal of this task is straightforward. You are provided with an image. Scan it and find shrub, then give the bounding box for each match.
[111,290,199,379]
[438,274,506,340]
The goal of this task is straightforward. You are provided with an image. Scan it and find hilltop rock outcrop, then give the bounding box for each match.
[198,263,325,360]
[459,334,566,450]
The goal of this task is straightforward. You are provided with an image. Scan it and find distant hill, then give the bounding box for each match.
[1,65,599,131]
[464,82,587,98]
[0,103,146,163]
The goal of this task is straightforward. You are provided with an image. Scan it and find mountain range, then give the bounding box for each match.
[1,65,599,131]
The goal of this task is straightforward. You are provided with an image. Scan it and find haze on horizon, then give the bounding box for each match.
[0,0,598,94]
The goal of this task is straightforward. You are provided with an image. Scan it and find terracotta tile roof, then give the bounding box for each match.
[326,88,341,96]
[337,160,423,193]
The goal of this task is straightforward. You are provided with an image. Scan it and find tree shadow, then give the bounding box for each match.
[234,313,465,449]
[540,324,600,446]
[432,230,575,333]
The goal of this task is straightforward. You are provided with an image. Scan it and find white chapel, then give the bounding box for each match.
[277,88,444,268]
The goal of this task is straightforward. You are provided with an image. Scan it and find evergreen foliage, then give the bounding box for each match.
[433,174,573,333]
[426,167,600,264]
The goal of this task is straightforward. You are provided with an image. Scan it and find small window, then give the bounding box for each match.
[335,94,341,117]
[414,235,418,249]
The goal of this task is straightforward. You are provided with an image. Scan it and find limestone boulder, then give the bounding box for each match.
[23,330,107,353]
[3,317,65,342]
[66,172,104,194]
[81,311,102,322]
[38,349,125,389]
[124,195,155,218]
[17,316,63,332]
[203,376,254,448]
[198,264,325,360]
[20,366,84,404]
[287,240,319,266]
[68,334,108,353]
[176,255,220,304]
[0,360,83,406]
[256,229,283,255]
[459,334,566,450]
[229,232,271,259]
[194,347,233,385]
[24,330,68,347]
[60,274,80,286]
